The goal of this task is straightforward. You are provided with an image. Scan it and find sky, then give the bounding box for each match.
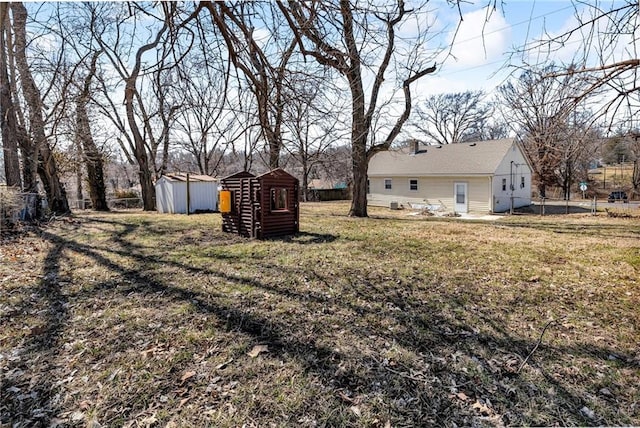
[414,0,632,100]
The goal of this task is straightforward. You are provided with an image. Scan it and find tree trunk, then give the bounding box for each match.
[349,138,369,217]
[17,125,36,192]
[77,102,109,211]
[11,2,69,214]
[0,4,21,188]
[348,78,369,217]
[114,16,170,212]
[125,80,156,211]
[538,182,546,199]
[3,10,34,192]
[75,156,83,208]
[76,51,109,211]
[301,153,309,202]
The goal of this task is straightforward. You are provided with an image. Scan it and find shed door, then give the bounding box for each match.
[454,182,468,213]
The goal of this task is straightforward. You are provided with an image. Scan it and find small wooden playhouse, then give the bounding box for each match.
[219,169,299,239]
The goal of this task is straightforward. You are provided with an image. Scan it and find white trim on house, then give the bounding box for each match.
[408,178,418,191]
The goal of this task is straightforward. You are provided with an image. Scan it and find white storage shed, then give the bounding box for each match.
[156,173,219,214]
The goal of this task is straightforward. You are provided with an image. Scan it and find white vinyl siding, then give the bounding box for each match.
[492,145,533,212]
[368,176,491,213]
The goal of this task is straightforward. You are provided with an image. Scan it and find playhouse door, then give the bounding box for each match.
[454,182,468,213]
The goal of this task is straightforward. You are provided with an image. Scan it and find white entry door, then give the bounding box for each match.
[454,182,468,213]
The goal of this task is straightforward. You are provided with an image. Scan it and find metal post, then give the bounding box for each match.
[510,161,514,215]
[186,173,190,215]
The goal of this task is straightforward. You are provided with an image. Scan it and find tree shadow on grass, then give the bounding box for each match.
[1,236,69,427]
[4,215,638,426]
[268,231,338,245]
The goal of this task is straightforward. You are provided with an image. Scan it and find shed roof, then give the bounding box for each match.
[368,138,517,176]
[160,173,217,182]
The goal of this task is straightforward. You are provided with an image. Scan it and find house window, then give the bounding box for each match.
[520,176,525,189]
[367,179,370,194]
[270,188,288,211]
[384,179,392,190]
[409,179,418,191]
[502,178,507,191]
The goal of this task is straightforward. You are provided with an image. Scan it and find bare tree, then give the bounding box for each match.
[171,15,246,176]
[75,50,108,210]
[203,1,297,169]
[498,66,593,198]
[513,1,638,126]
[91,3,201,210]
[278,0,438,217]
[412,90,492,144]
[41,3,112,211]
[0,4,21,188]
[10,2,69,214]
[283,71,347,200]
[554,113,600,200]
[96,4,165,210]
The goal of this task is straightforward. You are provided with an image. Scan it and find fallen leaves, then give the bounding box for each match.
[247,344,268,358]
[472,399,494,416]
[180,370,196,385]
[350,405,361,417]
[2,208,639,427]
[140,347,157,359]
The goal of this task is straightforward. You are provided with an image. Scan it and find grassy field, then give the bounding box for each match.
[1,202,639,427]
[589,164,636,192]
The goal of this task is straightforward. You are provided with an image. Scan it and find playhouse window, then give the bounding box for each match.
[271,188,288,211]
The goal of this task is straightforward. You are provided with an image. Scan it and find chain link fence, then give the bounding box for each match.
[1,187,41,232]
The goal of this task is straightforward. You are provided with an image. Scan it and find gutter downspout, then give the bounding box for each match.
[489,176,494,214]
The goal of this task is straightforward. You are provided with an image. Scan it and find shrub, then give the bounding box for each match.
[114,189,140,199]
[0,186,21,232]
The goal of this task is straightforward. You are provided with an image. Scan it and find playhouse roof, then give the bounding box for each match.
[255,168,297,180]
[220,171,255,181]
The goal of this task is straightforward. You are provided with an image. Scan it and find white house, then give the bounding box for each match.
[155,173,218,214]
[367,139,532,214]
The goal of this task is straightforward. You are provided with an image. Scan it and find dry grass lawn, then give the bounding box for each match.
[1,202,639,427]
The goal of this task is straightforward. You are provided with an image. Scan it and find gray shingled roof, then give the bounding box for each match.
[368,138,516,176]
